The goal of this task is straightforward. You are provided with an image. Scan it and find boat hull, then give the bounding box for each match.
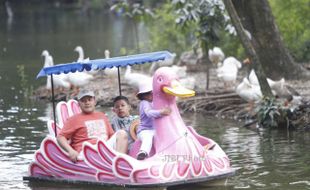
[24,170,235,188]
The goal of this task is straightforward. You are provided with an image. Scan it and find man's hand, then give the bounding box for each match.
[57,135,79,163]
[68,149,79,163]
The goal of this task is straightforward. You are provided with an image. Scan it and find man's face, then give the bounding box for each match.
[78,96,96,114]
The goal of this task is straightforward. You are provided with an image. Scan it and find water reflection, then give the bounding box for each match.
[2,100,310,190]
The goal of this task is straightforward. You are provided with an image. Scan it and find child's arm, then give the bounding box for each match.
[143,102,171,118]
[159,107,171,116]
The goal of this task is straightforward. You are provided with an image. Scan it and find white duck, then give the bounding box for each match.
[248,69,259,85]
[67,70,93,95]
[74,46,90,63]
[249,69,289,97]
[124,65,152,89]
[41,50,71,91]
[74,46,99,76]
[208,47,225,67]
[103,49,118,77]
[236,77,263,103]
[216,56,242,89]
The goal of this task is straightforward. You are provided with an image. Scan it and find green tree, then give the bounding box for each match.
[269,0,310,62]
[223,0,273,97]
[172,0,229,89]
[146,3,194,55]
[232,0,309,80]
[111,1,154,53]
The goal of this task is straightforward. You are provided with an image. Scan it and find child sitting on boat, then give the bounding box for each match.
[111,95,139,152]
[136,82,171,160]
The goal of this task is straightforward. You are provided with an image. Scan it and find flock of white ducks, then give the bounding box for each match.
[237,68,302,112]
[208,47,301,110]
[42,45,301,111]
[42,47,95,95]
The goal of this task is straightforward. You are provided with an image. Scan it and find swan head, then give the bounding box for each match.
[41,50,49,57]
[104,49,110,59]
[74,46,83,53]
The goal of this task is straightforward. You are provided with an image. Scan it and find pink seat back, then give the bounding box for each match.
[49,100,81,136]
[47,120,61,137]
[56,101,70,128]
[67,99,81,116]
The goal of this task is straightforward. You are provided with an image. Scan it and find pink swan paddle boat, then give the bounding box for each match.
[24,51,235,188]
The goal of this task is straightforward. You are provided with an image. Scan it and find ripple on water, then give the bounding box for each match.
[6,106,19,113]
[0,157,32,190]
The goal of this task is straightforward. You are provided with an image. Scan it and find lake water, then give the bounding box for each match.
[1,2,310,190]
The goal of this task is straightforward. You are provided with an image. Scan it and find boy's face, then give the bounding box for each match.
[113,99,130,118]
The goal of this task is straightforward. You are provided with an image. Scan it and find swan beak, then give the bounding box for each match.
[162,80,195,98]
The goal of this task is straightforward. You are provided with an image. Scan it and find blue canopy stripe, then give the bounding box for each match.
[37,51,173,78]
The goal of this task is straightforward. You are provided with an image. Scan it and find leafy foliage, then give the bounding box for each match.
[172,0,230,52]
[110,1,155,53]
[110,1,155,23]
[256,97,291,129]
[146,3,194,55]
[269,0,310,62]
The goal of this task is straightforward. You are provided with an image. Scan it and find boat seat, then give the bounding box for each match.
[56,99,81,128]
[56,101,70,129]
[67,99,81,116]
[47,99,81,136]
[47,120,61,137]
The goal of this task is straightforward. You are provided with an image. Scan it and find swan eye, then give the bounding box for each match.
[157,76,163,83]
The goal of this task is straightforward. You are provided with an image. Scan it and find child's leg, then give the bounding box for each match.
[106,130,128,154]
[137,129,155,155]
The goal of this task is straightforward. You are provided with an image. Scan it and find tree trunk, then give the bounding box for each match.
[232,0,309,80]
[223,0,273,98]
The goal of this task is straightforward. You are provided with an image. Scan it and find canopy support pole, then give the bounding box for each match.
[117,67,122,96]
[50,74,57,137]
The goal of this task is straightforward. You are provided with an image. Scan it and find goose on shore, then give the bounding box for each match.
[103,49,118,77]
[74,46,90,63]
[67,70,93,96]
[124,66,152,89]
[236,77,263,112]
[208,47,225,67]
[236,77,262,103]
[216,56,242,89]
